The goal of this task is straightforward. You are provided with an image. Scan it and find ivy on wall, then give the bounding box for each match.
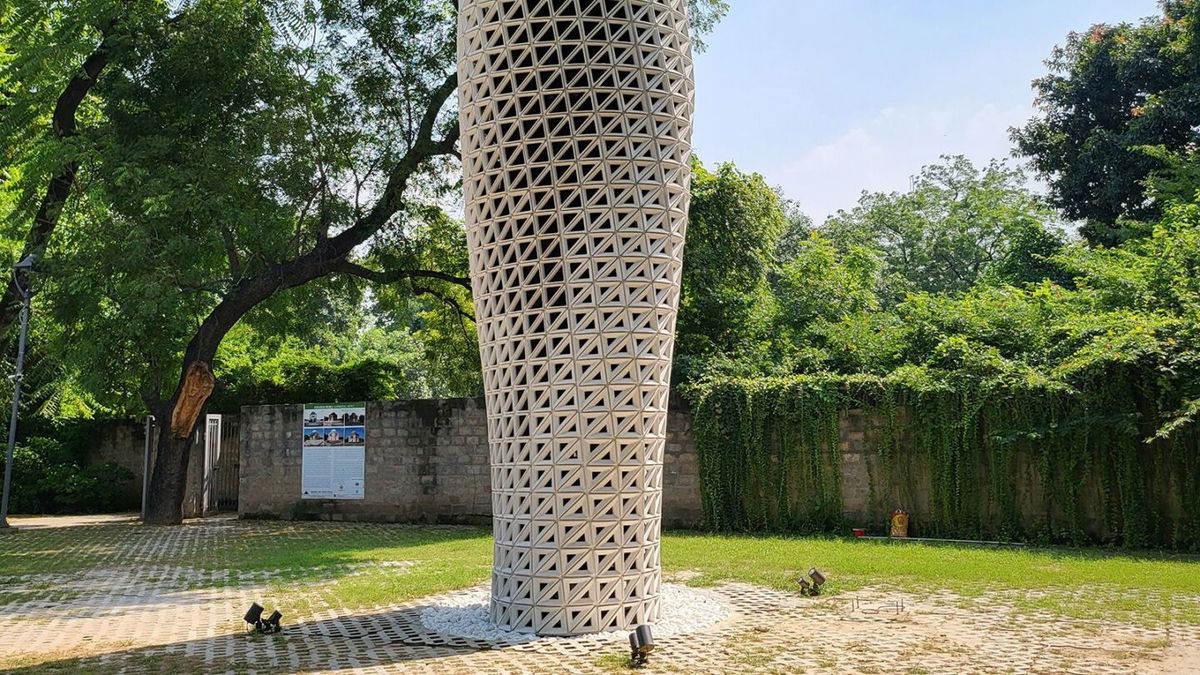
[686,371,1200,550]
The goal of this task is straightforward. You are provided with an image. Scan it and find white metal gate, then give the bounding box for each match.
[141,413,240,518]
[202,414,221,515]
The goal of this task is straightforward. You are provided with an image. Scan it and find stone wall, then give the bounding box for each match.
[242,397,1141,537]
[83,420,147,508]
[239,394,704,526]
[81,418,206,518]
[88,401,1163,539]
[836,408,1130,539]
[237,397,1152,538]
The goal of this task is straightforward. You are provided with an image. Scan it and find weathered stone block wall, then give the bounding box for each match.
[239,394,705,526]
[662,395,703,527]
[836,407,1144,540]
[238,397,1165,539]
[77,418,204,517]
[239,399,488,523]
[84,420,147,507]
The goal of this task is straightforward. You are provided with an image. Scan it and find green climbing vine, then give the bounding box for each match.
[692,375,848,533]
[686,370,1200,550]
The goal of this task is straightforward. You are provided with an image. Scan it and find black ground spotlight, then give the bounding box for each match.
[799,568,827,596]
[628,624,654,667]
[243,603,284,634]
[244,603,264,626]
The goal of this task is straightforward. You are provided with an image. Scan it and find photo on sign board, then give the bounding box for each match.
[342,427,366,444]
[323,427,346,446]
[303,428,326,446]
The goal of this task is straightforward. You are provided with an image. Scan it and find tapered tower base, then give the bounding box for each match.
[458,0,695,636]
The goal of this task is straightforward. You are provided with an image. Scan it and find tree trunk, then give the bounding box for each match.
[141,417,197,525]
[142,359,217,525]
[140,263,320,524]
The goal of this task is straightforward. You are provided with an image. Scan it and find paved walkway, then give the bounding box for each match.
[1,516,1197,673]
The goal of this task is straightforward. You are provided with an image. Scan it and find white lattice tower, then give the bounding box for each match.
[458,0,694,636]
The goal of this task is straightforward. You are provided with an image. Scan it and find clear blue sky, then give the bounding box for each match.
[691,0,1163,222]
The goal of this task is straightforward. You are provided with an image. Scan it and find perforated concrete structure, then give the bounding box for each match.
[458,0,694,636]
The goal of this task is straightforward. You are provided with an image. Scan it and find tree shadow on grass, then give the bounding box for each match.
[0,518,493,587]
[1,603,570,675]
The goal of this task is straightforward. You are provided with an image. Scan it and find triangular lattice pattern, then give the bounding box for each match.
[458,0,694,636]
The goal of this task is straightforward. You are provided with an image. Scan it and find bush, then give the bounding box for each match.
[7,437,136,514]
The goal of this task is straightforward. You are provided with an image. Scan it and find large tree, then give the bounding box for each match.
[3,0,730,524]
[0,0,159,338]
[1011,0,1200,246]
[10,0,465,524]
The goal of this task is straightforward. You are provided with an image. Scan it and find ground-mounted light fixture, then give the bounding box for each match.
[628,624,654,667]
[243,603,283,634]
[799,568,827,597]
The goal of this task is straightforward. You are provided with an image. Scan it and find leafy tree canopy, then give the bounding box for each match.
[675,159,788,380]
[1012,0,1200,246]
[819,156,1065,303]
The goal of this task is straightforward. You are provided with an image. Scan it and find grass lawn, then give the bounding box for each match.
[665,532,1200,625]
[3,521,1199,626]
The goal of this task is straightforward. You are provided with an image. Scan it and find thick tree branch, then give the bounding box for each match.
[0,20,120,338]
[329,72,458,249]
[146,69,461,524]
[176,72,460,369]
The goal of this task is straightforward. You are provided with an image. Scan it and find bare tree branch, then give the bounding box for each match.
[412,283,476,323]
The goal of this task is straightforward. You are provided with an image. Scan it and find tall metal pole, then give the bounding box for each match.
[141,415,154,520]
[0,280,32,529]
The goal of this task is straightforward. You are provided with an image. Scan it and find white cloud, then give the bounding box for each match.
[772,103,1032,223]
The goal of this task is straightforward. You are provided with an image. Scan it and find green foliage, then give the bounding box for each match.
[1141,145,1200,207]
[774,236,880,335]
[688,373,1200,550]
[771,198,816,264]
[675,159,788,380]
[367,207,482,398]
[688,195,1200,550]
[690,375,849,533]
[4,0,473,417]
[1012,1,1200,245]
[820,156,1063,301]
[687,0,730,50]
[8,436,135,514]
[211,322,450,411]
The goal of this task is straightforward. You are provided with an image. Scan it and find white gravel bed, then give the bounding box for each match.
[419,583,731,643]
